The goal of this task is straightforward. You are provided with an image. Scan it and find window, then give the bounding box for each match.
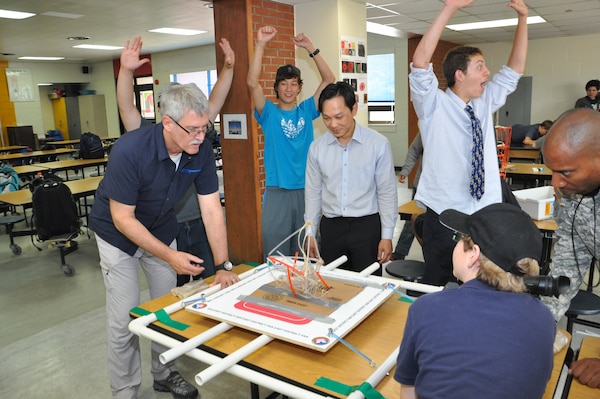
[171,70,218,121]
[367,53,395,124]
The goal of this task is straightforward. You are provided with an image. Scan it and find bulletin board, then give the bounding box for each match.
[5,68,34,102]
[340,36,368,108]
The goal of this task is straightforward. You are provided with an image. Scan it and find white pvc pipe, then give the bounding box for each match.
[394,280,443,294]
[128,264,404,398]
[129,267,257,338]
[195,334,274,385]
[131,322,335,399]
[359,262,381,277]
[322,255,348,271]
[159,322,234,364]
[347,346,400,399]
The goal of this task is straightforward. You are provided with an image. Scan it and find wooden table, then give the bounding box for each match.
[568,336,600,398]
[133,265,569,399]
[510,147,541,162]
[505,162,552,187]
[398,200,423,221]
[13,157,108,180]
[45,139,80,148]
[0,148,77,164]
[0,176,103,208]
[0,145,27,153]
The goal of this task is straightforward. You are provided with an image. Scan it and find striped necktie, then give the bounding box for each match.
[465,105,485,200]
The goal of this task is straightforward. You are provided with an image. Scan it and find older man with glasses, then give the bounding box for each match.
[89,83,237,399]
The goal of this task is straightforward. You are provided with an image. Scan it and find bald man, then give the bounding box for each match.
[540,108,600,323]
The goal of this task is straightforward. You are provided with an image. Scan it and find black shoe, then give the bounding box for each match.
[153,371,199,399]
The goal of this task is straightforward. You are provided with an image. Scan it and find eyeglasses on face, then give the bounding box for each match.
[167,115,212,137]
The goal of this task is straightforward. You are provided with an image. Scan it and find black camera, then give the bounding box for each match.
[523,276,570,298]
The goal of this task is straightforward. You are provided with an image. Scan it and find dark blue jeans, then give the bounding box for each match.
[176,218,215,287]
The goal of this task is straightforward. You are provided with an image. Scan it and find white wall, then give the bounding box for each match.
[475,32,600,123]
[8,61,91,136]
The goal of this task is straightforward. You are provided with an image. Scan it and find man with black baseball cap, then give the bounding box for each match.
[395,203,556,399]
[247,25,335,261]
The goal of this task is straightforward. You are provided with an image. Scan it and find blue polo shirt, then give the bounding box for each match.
[395,279,555,398]
[89,123,218,256]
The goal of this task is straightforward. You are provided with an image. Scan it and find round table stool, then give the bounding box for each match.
[386,260,426,296]
[565,290,600,334]
[0,214,26,255]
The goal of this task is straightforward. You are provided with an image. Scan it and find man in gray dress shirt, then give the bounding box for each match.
[304,82,397,275]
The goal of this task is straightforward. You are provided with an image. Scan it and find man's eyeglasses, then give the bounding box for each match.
[168,115,211,137]
[451,232,466,242]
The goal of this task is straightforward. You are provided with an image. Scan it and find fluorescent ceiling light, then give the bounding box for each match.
[148,28,207,36]
[367,21,410,38]
[38,83,53,86]
[41,11,83,19]
[73,44,123,50]
[0,9,36,19]
[19,56,65,60]
[447,16,545,31]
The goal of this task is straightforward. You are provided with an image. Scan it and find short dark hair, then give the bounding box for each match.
[541,120,553,130]
[318,81,356,112]
[585,79,600,91]
[442,46,482,88]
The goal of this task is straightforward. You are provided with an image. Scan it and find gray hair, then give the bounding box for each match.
[159,83,209,121]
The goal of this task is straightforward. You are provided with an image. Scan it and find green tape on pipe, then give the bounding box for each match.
[129,307,190,331]
[314,377,386,398]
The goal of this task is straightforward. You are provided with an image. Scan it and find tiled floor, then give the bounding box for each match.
[0,169,598,398]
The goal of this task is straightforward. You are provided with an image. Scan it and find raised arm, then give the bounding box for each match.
[116,36,150,131]
[505,0,529,74]
[247,26,277,115]
[412,0,474,69]
[292,33,336,105]
[208,38,235,123]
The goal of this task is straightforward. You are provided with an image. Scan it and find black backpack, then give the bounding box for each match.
[30,175,81,241]
[79,132,105,159]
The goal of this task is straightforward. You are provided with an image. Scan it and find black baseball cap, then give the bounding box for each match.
[439,203,542,275]
[275,64,301,82]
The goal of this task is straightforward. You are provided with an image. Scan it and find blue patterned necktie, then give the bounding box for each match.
[465,105,485,200]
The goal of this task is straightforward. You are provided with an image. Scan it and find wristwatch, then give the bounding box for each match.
[215,260,233,272]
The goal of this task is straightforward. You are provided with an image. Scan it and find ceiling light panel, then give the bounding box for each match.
[0,9,35,19]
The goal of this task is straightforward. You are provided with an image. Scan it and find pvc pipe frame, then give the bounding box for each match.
[347,346,400,399]
[128,256,439,398]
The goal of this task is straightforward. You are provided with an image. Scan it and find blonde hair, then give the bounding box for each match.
[462,237,540,293]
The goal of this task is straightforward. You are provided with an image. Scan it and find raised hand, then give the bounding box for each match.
[257,26,277,46]
[292,32,315,51]
[120,36,150,72]
[218,38,235,69]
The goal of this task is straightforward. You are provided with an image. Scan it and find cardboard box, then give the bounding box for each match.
[512,186,555,220]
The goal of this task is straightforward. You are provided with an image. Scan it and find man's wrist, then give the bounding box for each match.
[215,260,233,272]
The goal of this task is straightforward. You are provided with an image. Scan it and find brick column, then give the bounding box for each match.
[212,0,295,263]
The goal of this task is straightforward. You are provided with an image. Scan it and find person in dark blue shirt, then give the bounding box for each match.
[510,120,553,147]
[395,203,555,399]
[89,83,236,399]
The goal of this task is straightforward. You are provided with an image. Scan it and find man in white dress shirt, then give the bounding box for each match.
[304,81,397,275]
[410,0,529,285]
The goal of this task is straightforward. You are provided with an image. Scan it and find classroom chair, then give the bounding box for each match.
[386,259,426,296]
[565,258,600,335]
